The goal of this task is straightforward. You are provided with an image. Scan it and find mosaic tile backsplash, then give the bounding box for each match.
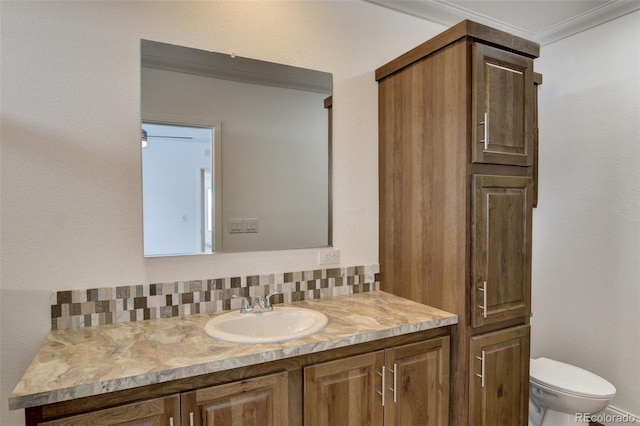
[51,265,380,331]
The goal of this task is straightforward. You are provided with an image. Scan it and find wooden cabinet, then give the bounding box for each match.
[182,372,289,426]
[26,330,451,426]
[34,373,288,426]
[470,326,530,426]
[304,351,384,426]
[377,20,539,426]
[383,339,450,426]
[471,175,532,328]
[304,337,449,426]
[29,374,287,426]
[37,395,180,426]
[472,44,535,166]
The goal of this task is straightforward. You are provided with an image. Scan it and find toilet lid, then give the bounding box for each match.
[530,358,616,398]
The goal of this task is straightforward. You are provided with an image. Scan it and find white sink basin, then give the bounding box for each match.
[204,307,328,343]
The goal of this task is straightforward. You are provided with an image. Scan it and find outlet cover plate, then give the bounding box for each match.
[318,249,340,265]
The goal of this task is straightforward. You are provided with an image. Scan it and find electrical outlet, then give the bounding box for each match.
[318,249,340,265]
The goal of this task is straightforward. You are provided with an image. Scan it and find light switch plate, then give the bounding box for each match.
[229,218,244,234]
[245,218,258,233]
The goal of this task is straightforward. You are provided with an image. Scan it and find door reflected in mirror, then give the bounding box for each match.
[142,122,219,257]
[141,40,332,256]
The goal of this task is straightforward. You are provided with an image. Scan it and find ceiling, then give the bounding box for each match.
[366,0,640,45]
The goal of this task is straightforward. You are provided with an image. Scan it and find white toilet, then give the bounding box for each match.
[529,357,616,426]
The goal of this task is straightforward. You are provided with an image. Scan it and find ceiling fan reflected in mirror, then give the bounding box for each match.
[141,127,194,148]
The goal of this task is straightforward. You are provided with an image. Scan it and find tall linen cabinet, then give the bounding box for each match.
[377,21,540,425]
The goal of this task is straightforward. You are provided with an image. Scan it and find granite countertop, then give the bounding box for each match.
[9,291,457,410]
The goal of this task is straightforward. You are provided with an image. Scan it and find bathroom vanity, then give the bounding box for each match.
[377,20,541,425]
[10,292,457,425]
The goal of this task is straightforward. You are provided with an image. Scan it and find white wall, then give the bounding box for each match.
[0,1,444,423]
[531,10,640,416]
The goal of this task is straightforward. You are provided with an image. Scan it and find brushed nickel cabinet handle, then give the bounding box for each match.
[169,417,174,426]
[189,412,194,426]
[478,280,488,318]
[480,112,489,150]
[476,350,486,388]
[388,363,397,403]
[377,366,386,406]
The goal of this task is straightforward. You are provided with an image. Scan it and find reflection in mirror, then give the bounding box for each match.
[142,122,219,257]
[141,40,332,256]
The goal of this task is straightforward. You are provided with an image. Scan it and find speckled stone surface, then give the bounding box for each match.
[9,291,457,410]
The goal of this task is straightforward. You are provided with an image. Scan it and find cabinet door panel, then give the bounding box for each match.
[182,372,288,426]
[473,43,534,166]
[384,337,450,426]
[38,395,180,426]
[304,351,384,426]
[470,326,530,426]
[472,175,532,327]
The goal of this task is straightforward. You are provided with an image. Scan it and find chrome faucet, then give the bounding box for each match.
[236,289,280,313]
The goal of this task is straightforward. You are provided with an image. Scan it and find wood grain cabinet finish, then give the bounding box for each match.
[37,373,288,426]
[471,175,533,328]
[181,372,289,426]
[383,338,450,426]
[470,326,530,426]
[304,337,450,426]
[37,395,180,426]
[304,351,385,426]
[376,20,538,426]
[472,44,535,167]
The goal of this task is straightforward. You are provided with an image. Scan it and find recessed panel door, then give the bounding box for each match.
[470,326,530,426]
[473,43,534,166]
[182,372,289,426]
[384,338,450,426]
[304,351,384,426]
[472,175,532,328]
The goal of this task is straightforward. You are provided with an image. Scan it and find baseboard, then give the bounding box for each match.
[593,406,640,425]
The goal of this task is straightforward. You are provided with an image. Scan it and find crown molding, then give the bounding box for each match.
[534,0,640,45]
[365,0,640,45]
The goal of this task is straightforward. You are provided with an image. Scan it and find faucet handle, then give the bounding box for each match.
[264,288,281,308]
[232,295,252,313]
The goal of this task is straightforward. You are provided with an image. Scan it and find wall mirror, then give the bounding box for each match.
[141,39,332,257]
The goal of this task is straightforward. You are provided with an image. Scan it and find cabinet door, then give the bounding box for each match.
[384,337,450,426]
[472,43,534,166]
[181,372,288,426]
[38,395,180,426]
[304,351,384,426]
[470,325,530,426]
[472,175,532,328]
